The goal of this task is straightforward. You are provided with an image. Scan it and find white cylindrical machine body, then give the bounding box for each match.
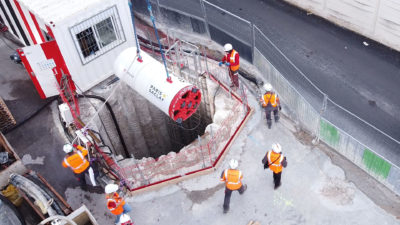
[114,47,201,122]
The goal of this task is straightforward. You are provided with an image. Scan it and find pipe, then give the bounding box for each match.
[9,174,56,216]
[76,94,130,158]
[25,172,64,215]
[114,47,202,122]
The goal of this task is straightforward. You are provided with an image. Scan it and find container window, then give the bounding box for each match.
[70,6,126,64]
[76,27,99,57]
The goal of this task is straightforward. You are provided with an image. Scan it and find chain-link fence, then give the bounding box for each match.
[134,0,400,195]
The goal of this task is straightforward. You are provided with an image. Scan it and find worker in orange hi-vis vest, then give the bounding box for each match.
[220,159,247,213]
[219,43,240,89]
[262,143,288,190]
[260,83,281,129]
[62,143,90,190]
[105,184,132,224]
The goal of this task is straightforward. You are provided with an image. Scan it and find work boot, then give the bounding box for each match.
[239,184,247,194]
[275,115,280,122]
[223,206,229,214]
[274,183,281,190]
[88,186,103,194]
[267,120,272,129]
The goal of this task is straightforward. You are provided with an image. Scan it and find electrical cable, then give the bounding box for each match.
[4,96,58,134]
[88,128,113,154]
[73,85,117,153]
[76,94,130,158]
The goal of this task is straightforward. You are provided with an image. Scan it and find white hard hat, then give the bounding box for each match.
[263,83,272,92]
[63,143,73,153]
[224,43,233,52]
[229,159,238,169]
[105,184,119,194]
[272,143,282,153]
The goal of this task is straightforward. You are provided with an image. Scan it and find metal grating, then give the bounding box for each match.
[0,97,16,133]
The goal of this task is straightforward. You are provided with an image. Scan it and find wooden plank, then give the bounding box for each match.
[0,132,17,159]
[35,172,73,214]
[18,189,46,220]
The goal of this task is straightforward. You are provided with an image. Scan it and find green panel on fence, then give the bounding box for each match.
[362,149,391,179]
[320,120,340,146]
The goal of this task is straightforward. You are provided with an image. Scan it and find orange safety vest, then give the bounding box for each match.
[62,148,89,174]
[107,193,126,215]
[267,151,284,173]
[227,50,240,71]
[261,92,278,108]
[221,169,243,190]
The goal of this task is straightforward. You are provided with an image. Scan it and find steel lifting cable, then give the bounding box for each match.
[70,55,140,144]
[145,0,172,83]
[129,0,142,62]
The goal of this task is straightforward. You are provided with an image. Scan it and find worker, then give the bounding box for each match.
[262,143,287,189]
[260,83,281,129]
[219,43,240,89]
[220,159,247,213]
[62,143,90,190]
[105,183,132,224]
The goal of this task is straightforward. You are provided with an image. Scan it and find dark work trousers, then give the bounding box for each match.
[265,107,279,128]
[273,172,282,188]
[229,69,239,88]
[74,167,89,188]
[223,185,246,210]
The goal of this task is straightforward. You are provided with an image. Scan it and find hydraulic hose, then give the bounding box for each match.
[76,94,130,158]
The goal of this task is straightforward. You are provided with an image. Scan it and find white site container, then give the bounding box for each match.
[114,47,202,122]
[13,0,135,98]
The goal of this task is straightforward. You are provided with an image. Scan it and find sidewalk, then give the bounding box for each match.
[65,90,400,224]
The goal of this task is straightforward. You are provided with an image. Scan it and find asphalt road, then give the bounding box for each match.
[206,0,400,142]
[0,33,83,197]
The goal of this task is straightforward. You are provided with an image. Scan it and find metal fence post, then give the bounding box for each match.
[312,93,328,145]
[200,0,211,38]
[198,135,206,168]
[251,23,255,63]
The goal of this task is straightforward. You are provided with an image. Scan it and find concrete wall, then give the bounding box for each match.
[284,0,400,51]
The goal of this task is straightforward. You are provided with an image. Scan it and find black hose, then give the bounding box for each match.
[76,95,130,158]
[25,173,65,215]
[4,96,58,134]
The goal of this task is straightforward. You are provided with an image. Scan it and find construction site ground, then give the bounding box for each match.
[1,31,400,225]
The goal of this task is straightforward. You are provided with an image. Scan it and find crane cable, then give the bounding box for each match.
[145,0,172,83]
[128,0,142,62]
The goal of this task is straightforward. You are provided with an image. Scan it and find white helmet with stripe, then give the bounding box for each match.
[229,159,239,169]
[224,43,233,52]
[63,143,73,153]
[272,143,282,153]
[105,183,119,194]
[263,83,272,92]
